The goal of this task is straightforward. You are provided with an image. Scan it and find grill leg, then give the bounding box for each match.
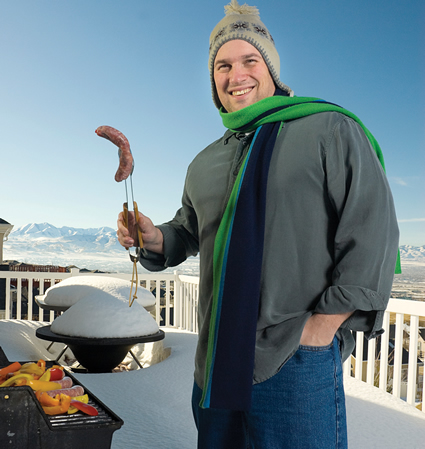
[56,345,69,362]
[129,350,144,369]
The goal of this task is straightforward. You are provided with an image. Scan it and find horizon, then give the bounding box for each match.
[1,0,424,246]
[5,220,425,247]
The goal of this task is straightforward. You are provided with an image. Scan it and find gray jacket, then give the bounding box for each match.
[140,111,399,387]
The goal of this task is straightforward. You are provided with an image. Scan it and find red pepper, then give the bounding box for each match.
[70,400,98,416]
[48,368,65,381]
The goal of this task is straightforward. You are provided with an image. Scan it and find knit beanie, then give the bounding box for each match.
[209,0,294,109]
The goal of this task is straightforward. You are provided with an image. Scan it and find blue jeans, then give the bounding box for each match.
[192,337,347,448]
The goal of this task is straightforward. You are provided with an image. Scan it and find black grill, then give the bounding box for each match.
[0,348,123,449]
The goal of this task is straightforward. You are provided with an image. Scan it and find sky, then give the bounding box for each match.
[1,0,424,245]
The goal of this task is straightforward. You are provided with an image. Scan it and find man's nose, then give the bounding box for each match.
[229,64,247,84]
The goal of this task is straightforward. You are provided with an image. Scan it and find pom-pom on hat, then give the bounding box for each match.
[209,0,293,109]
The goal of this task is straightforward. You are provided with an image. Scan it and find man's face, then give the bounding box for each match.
[213,39,275,112]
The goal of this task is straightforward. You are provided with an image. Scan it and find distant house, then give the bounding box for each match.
[418,328,425,359]
[0,261,108,320]
[0,218,13,263]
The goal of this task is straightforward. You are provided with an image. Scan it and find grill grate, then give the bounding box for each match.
[47,399,118,428]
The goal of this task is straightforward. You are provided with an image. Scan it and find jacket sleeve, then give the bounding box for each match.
[139,174,199,272]
[314,116,399,339]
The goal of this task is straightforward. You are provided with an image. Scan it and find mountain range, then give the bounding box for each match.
[3,222,424,273]
[2,222,199,274]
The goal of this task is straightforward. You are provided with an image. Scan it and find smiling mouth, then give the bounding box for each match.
[231,87,253,96]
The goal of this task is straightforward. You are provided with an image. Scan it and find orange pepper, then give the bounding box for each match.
[51,365,64,370]
[36,390,60,407]
[42,393,71,415]
[37,359,46,370]
[0,362,21,377]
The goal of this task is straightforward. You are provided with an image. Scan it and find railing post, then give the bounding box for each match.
[392,313,404,398]
[379,312,390,391]
[16,279,22,319]
[155,278,161,326]
[355,332,364,381]
[342,357,351,377]
[5,278,11,320]
[28,279,33,321]
[174,271,181,329]
[165,278,171,327]
[366,338,376,385]
[406,315,419,405]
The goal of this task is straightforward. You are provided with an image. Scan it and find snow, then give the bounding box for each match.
[44,276,159,338]
[42,275,156,309]
[1,320,425,448]
[50,296,159,339]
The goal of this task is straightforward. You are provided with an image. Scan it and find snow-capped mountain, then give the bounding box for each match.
[8,223,122,253]
[2,222,423,273]
[398,245,425,262]
[3,223,199,274]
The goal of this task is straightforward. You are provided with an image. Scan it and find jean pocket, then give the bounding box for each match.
[298,341,333,352]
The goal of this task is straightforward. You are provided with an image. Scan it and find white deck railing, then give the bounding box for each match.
[0,268,198,331]
[0,269,423,410]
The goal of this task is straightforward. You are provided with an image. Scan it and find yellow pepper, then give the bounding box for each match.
[0,373,34,387]
[19,362,45,377]
[26,379,62,391]
[67,394,89,414]
[38,370,51,382]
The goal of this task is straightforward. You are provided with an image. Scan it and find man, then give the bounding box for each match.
[117,1,399,447]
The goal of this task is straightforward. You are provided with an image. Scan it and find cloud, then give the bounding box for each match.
[398,218,425,223]
[390,177,408,186]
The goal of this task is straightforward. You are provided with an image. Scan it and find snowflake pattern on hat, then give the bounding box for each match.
[230,21,251,31]
[210,26,228,51]
[252,24,267,36]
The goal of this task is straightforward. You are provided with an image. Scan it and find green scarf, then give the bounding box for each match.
[220,95,401,273]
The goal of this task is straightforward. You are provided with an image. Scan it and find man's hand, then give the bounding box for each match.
[300,312,353,347]
[117,211,164,254]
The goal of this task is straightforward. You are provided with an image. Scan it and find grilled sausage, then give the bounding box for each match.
[55,376,73,389]
[45,385,84,398]
[95,125,133,182]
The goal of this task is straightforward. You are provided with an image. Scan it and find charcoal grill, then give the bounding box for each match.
[36,325,165,373]
[0,348,123,448]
